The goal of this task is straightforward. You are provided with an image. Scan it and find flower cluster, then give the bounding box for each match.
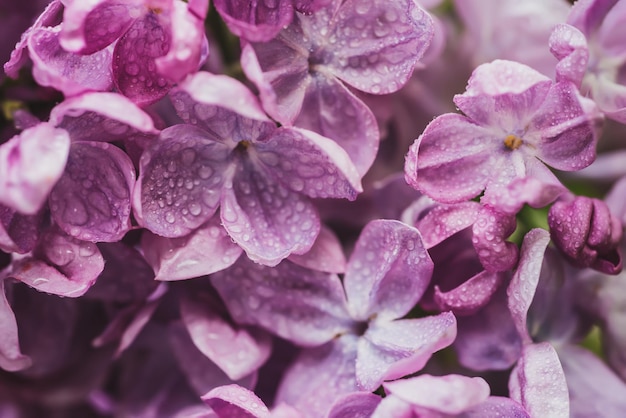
[2,0,626,417]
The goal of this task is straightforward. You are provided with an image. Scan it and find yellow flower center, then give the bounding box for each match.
[504,134,523,150]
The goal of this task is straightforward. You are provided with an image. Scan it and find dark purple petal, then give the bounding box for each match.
[287,225,347,274]
[327,0,434,95]
[29,26,114,96]
[49,92,159,142]
[275,335,359,418]
[135,124,230,237]
[509,343,569,418]
[214,0,294,42]
[211,257,351,346]
[413,201,480,249]
[142,214,243,281]
[0,123,70,215]
[257,127,362,200]
[471,205,518,272]
[382,374,490,415]
[0,278,31,371]
[49,142,135,242]
[11,228,104,297]
[507,228,551,344]
[220,157,320,266]
[180,292,272,381]
[327,392,381,418]
[454,285,523,371]
[344,220,433,321]
[202,384,270,418]
[356,313,457,391]
[0,205,42,254]
[112,11,173,105]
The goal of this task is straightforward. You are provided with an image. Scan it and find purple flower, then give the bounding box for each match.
[550,0,626,122]
[242,0,434,175]
[210,220,456,415]
[134,72,362,265]
[405,59,601,204]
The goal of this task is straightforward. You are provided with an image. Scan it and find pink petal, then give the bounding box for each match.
[357,313,457,391]
[471,205,518,272]
[414,201,480,249]
[462,396,530,417]
[434,270,503,316]
[213,0,294,42]
[287,225,347,274]
[0,123,70,215]
[49,142,135,242]
[344,220,433,321]
[549,23,589,86]
[142,214,242,281]
[509,342,569,418]
[327,392,381,418]
[180,291,272,381]
[210,257,351,347]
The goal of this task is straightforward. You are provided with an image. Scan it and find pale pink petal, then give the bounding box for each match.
[0,278,32,372]
[287,225,347,274]
[202,384,270,418]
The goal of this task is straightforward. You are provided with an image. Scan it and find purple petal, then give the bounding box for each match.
[531,82,600,171]
[344,220,433,321]
[29,26,114,96]
[434,270,503,316]
[210,257,351,347]
[258,127,362,200]
[49,142,135,242]
[202,385,270,418]
[559,344,626,417]
[0,278,31,371]
[453,60,552,129]
[3,0,63,78]
[460,397,529,418]
[115,290,164,356]
[549,24,589,86]
[356,313,457,391]
[155,1,207,83]
[509,342,569,418]
[414,201,480,249]
[471,205,518,272]
[172,72,271,125]
[404,113,495,203]
[370,396,413,418]
[142,214,243,281]
[293,73,380,176]
[112,12,173,105]
[327,0,434,95]
[0,205,42,254]
[220,158,320,266]
[0,123,70,214]
[507,229,551,344]
[49,92,159,142]
[275,335,359,418]
[481,175,565,215]
[382,374,490,415]
[180,292,272,381]
[327,392,381,418]
[169,324,257,397]
[213,0,294,42]
[11,228,104,297]
[135,124,230,237]
[454,285,523,371]
[59,0,138,54]
[287,225,347,274]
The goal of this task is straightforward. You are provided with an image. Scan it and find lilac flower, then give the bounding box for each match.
[58,0,209,104]
[210,220,456,415]
[242,0,434,175]
[134,72,362,265]
[550,0,626,123]
[405,59,601,205]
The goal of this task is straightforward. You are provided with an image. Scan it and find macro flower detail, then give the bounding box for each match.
[405,59,601,204]
[135,72,361,265]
